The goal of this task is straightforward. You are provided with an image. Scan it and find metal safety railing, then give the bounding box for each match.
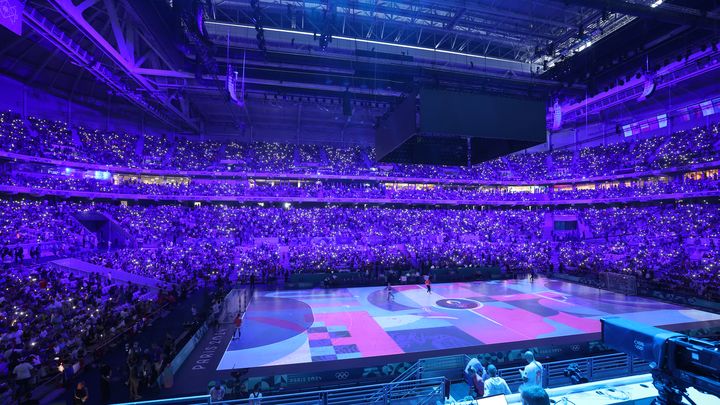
[113,377,446,405]
[461,352,649,391]
[366,360,425,403]
[115,352,647,405]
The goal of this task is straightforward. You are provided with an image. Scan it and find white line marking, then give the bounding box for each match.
[411,284,504,326]
[534,292,569,304]
[468,310,503,326]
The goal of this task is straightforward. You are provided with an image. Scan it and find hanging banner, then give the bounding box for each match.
[0,0,23,35]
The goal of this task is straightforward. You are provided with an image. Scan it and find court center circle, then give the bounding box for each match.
[435,298,481,310]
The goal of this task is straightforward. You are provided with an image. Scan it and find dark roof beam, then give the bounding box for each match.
[562,0,720,29]
[217,1,553,44]
[445,7,466,30]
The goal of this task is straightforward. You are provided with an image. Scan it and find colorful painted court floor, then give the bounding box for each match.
[217,278,720,370]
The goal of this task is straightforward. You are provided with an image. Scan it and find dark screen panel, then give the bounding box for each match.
[419,89,546,142]
[470,137,542,163]
[375,92,417,161]
[554,220,578,231]
[381,135,467,165]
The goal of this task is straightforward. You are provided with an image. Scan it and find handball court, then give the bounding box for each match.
[215,278,720,372]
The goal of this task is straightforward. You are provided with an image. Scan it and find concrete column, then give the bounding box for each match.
[574,128,579,151]
[21,84,27,118]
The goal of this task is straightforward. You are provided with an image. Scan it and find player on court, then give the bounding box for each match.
[386,282,395,301]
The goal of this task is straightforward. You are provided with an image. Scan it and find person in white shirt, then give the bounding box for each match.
[518,351,543,393]
[484,364,511,397]
[210,383,225,402]
[13,359,34,395]
[13,361,33,379]
[249,386,262,404]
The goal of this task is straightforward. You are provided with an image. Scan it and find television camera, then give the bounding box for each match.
[601,317,720,405]
[563,363,589,385]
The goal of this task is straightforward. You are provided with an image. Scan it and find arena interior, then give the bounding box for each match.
[1,1,720,404]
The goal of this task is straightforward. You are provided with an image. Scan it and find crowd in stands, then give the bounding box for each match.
[3,169,720,204]
[5,196,719,401]
[0,265,157,402]
[0,199,95,255]
[3,111,720,181]
[86,240,234,288]
[1,198,718,303]
[557,203,720,299]
[0,221,229,401]
[3,111,720,402]
[87,202,720,301]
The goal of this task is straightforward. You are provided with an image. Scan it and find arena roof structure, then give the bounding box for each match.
[0,0,718,144]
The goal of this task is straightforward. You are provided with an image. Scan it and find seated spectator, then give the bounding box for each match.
[210,382,225,402]
[521,385,550,405]
[249,385,262,404]
[73,381,89,405]
[484,364,511,397]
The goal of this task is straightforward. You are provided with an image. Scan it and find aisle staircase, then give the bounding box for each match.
[367,360,425,403]
[75,210,134,248]
[50,257,167,290]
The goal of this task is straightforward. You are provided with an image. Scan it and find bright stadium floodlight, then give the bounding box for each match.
[651,0,664,8]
